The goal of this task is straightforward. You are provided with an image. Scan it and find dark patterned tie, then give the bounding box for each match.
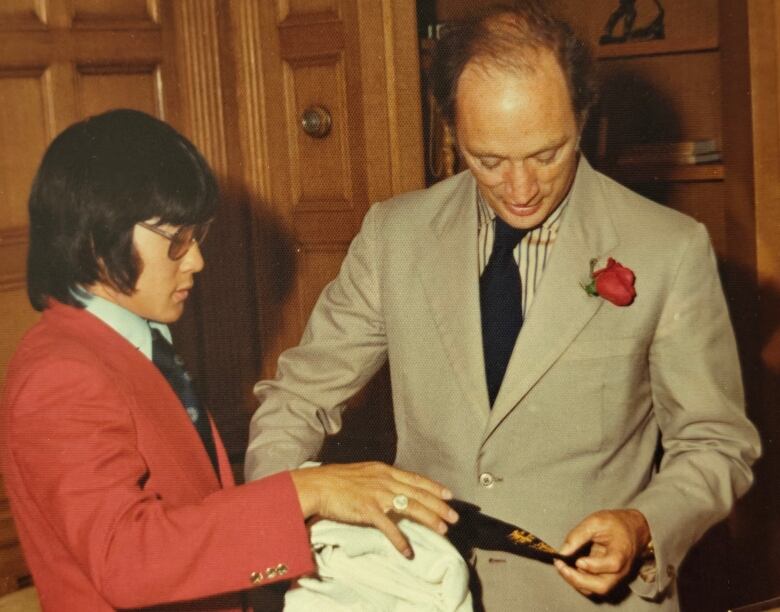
[150,328,220,478]
[480,218,528,407]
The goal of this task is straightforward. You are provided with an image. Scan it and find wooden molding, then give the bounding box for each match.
[172,0,227,175]
[233,0,270,201]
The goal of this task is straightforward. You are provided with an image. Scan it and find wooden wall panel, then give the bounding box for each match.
[278,0,340,22]
[0,72,49,228]
[0,1,45,28]
[0,230,27,289]
[0,290,38,386]
[71,0,156,25]
[77,66,161,118]
[284,56,352,209]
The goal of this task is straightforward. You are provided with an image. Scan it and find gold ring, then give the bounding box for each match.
[392,494,409,512]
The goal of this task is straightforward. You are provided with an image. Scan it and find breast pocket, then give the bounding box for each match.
[522,337,649,456]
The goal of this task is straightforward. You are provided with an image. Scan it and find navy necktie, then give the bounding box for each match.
[150,328,220,478]
[480,218,528,407]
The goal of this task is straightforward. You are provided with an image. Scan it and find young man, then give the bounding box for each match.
[245,3,760,610]
[1,109,457,611]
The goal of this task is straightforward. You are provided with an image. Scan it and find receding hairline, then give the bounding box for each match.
[454,47,579,127]
[453,9,583,123]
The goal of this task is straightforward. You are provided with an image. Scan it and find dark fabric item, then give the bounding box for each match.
[150,328,220,478]
[446,499,588,566]
[480,218,528,406]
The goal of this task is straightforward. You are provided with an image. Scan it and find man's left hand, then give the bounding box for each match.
[553,509,651,597]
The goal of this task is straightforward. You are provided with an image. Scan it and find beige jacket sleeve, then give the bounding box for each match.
[629,222,761,598]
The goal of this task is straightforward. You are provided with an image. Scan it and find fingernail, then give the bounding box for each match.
[448,509,459,522]
[442,488,453,500]
[437,521,448,534]
[403,548,413,559]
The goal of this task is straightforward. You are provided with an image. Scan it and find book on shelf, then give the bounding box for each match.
[616,140,721,167]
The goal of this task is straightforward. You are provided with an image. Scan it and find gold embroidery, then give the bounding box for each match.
[508,529,558,554]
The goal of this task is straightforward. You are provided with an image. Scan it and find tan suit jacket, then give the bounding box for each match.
[246,157,760,610]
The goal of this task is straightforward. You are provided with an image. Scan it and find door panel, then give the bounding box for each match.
[77,67,162,117]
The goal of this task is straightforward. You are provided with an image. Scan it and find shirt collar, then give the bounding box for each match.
[75,291,172,360]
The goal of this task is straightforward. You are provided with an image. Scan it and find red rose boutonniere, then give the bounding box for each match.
[583,257,636,306]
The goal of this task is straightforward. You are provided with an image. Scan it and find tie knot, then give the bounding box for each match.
[150,327,179,368]
[493,217,527,252]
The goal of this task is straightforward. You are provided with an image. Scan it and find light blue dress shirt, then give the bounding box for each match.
[76,291,172,360]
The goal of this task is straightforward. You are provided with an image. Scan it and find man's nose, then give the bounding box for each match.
[504,161,539,204]
[181,241,205,273]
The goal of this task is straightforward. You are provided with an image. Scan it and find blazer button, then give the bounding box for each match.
[666,564,676,579]
[479,472,495,488]
[265,566,278,579]
[276,563,288,576]
[249,571,263,585]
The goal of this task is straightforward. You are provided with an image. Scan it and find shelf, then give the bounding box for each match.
[600,163,725,184]
[595,36,719,60]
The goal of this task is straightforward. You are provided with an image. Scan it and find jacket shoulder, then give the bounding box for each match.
[593,169,704,243]
[370,171,473,225]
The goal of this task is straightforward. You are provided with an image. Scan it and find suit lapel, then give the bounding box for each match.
[416,173,492,421]
[51,303,221,497]
[486,158,619,436]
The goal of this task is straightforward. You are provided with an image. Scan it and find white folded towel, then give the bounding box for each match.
[284,517,473,611]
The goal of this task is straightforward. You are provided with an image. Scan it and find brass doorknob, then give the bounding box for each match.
[300,106,332,138]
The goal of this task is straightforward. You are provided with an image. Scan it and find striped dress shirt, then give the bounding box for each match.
[477,189,569,317]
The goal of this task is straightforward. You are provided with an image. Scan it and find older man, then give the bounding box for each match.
[246,3,760,609]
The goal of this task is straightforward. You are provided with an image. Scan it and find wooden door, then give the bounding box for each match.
[197,0,425,462]
[239,0,424,378]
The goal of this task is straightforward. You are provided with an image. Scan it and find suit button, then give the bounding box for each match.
[265,566,278,579]
[479,472,495,488]
[249,571,263,585]
[666,564,676,579]
[276,563,288,576]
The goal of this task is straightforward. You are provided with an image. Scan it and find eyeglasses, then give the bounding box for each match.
[136,221,212,260]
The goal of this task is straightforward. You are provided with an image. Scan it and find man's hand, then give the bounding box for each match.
[553,509,651,597]
[290,461,459,558]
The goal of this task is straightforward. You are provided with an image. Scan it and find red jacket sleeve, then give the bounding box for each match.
[4,356,314,609]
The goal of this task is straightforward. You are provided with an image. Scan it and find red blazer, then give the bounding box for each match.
[1,301,314,611]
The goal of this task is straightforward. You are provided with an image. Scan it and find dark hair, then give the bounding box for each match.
[27,108,219,311]
[430,1,597,128]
